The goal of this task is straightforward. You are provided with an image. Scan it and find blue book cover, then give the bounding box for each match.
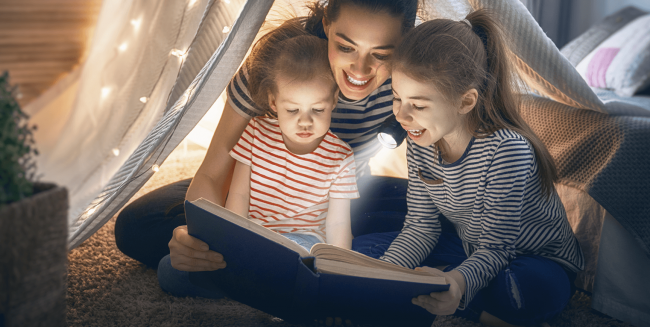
[185,198,449,326]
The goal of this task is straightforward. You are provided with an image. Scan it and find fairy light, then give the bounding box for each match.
[152,164,160,172]
[224,0,230,3]
[139,97,149,103]
[188,0,198,7]
[87,208,96,215]
[222,26,230,33]
[130,18,142,31]
[112,148,120,156]
[101,87,111,98]
[118,42,128,52]
[171,49,187,60]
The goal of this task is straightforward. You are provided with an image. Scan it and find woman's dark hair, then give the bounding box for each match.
[247,18,336,118]
[304,0,421,38]
[392,9,558,198]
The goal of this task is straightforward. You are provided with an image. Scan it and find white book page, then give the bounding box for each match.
[315,258,446,284]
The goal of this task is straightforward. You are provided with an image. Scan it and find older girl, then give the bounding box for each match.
[354,10,585,326]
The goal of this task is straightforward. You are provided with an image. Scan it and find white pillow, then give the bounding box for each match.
[575,14,650,97]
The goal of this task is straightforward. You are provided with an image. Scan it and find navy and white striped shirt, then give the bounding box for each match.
[227,64,394,178]
[380,129,584,308]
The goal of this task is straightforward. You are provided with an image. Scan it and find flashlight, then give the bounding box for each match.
[377,115,406,149]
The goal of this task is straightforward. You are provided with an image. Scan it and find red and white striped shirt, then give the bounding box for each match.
[230,117,359,241]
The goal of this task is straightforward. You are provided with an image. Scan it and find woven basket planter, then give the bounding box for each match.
[0,183,68,327]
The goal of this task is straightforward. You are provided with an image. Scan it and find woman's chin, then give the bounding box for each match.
[338,88,369,102]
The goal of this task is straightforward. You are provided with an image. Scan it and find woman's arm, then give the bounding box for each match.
[325,197,352,249]
[169,101,250,272]
[224,161,251,217]
[186,101,250,204]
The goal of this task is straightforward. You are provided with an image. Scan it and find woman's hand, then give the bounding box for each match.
[412,267,465,315]
[168,225,226,271]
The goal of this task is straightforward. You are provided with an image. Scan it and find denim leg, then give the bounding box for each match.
[114,178,192,268]
[477,255,574,325]
[283,233,321,252]
[157,254,225,299]
[350,176,408,237]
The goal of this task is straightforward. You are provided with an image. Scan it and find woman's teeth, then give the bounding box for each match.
[408,129,424,136]
[347,74,368,86]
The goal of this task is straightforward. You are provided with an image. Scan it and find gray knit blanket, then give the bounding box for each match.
[520,95,650,258]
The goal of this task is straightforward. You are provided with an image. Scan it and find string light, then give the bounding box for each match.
[112,148,120,156]
[188,0,198,7]
[87,208,96,215]
[224,0,230,3]
[139,97,149,103]
[130,18,142,31]
[101,87,111,98]
[222,26,230,33]
[152,164,160,172]
[118,42,128,52]
[171,49,187,60]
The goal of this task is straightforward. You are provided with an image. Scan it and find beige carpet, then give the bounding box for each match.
[66,145,632,327]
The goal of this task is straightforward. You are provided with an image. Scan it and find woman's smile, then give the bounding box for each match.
[324,4,402,101]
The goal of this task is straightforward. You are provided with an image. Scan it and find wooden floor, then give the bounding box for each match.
[0,0,102,107]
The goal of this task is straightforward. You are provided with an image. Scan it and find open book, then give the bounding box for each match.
[186,198,448,327]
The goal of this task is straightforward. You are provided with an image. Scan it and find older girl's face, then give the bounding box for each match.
[323,5,403,101]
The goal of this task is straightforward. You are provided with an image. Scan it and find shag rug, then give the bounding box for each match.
[66,145,632,327]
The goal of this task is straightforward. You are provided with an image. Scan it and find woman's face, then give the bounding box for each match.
[323,5,403,101]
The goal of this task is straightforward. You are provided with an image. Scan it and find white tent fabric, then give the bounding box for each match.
[27,0,606,250]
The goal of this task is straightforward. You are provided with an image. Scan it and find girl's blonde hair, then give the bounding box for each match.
[247,18,336,118]
[392,10,558,197]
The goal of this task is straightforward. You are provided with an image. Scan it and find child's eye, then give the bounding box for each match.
[312,108,325,113]
[338,45,353,53]
[286,109,299,114]
[413,105,425,111]
[392,96,401,102]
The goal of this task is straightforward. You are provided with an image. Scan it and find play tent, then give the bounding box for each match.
[24,0,650,325]
[27,0,606,250]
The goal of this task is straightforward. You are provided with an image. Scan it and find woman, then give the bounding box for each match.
[115,0,417,279]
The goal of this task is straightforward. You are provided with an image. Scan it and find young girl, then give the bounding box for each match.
[156,19,358,299]
[354,10,585,326]
[225,19,359,251]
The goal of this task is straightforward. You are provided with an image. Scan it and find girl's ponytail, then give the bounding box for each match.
[466,11,558,198]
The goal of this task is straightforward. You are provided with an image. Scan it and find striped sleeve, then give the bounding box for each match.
[379,141,442,268]
[329,152,359,199]
[226,62,265,119]
[229,119,256,166]
[454,138,531,309]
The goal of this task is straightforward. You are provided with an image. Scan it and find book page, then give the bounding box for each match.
[193,198,310,257]
[310,243,445,278]
[315,259,446,285]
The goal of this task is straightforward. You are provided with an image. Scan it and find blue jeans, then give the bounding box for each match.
[352,231,576,325]
[283,233,321,251]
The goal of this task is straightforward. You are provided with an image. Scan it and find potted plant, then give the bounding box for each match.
[0,71,68,327]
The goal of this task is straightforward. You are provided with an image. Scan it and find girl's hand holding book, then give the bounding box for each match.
[168,225,227,271]
[411,267,465,315]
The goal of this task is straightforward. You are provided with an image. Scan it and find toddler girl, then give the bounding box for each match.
[225,19,359,251]
[354,10,585,326]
